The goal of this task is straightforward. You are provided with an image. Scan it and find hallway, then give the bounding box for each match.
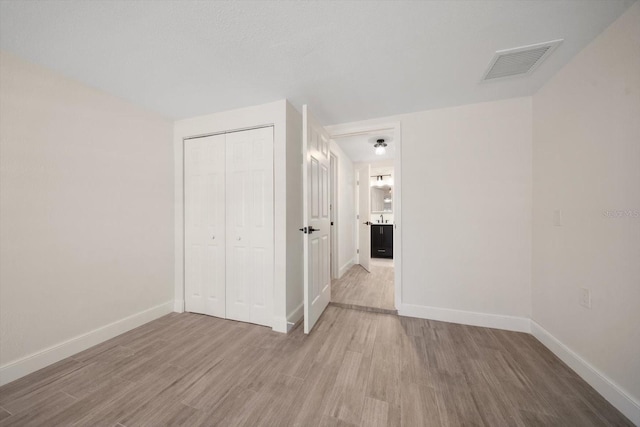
[331,259,395,313]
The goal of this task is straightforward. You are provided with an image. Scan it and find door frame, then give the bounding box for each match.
[355,163,372,272]
[327,121,402,310]
[330,152,339,280]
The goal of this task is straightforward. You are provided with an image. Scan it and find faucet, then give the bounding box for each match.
[379,214,384,223]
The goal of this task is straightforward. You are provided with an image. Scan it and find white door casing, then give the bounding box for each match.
[184,134,226,317]
[330,153,338,280]
[225,127,274,327]
[357,164,371,272]
[303,105,331,334]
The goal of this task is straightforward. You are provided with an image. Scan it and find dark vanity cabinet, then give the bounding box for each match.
[371,224,393,258]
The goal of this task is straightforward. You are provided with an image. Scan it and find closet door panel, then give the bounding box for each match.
[226,127,273,327]
[184,135,226,317]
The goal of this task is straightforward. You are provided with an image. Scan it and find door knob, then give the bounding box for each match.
[308,226,320,234]
[212,236,216,240]
[363,221,372,225]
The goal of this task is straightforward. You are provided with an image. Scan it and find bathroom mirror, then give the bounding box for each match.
[371,185,392,213]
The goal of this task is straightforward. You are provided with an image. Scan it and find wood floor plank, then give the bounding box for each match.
[325,350,365,424]
[0,308,633,426]
[236,374,304,427]
[41,376,136,426]
[0,408,11,423]
[291,360,341,426]
[72,364,187,426]
[360,397,388,427]
[366,314,401,408]
[0,390,77,427]
[400,382,441,427]
[0,358,83,405]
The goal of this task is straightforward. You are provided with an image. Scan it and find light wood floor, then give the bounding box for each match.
[331,262,395,312]
[0,307,632,426]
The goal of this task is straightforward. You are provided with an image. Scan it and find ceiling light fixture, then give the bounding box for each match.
[374,139,387,155]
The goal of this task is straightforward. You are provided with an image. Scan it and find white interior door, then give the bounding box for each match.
[225,127,274,327]
[303,105,331,334]
[184,134,226,317]
[357,164,371,272]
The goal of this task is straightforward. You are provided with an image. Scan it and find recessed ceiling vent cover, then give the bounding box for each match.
[482,39,563,81]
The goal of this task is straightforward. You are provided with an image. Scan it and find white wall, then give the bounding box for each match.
[402,98,532,324]
[329,97,533,330]
[330,141,356,278]
[0,52,174,382]
[532,2,640,421]
[173,100,295,333]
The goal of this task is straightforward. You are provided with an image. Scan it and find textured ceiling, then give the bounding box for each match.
[0,0,634,124]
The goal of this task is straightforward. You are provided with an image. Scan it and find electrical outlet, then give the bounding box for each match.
[579,288,591,309]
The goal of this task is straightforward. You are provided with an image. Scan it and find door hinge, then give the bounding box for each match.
[357,249,359,254]
[357,180,359,186]
[357,214,360,219]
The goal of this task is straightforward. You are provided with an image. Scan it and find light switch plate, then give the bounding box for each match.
[579,288,591,309]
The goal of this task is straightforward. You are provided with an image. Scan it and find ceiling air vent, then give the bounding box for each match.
[482,39,563,81]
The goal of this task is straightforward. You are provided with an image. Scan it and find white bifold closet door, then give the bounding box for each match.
[184,134,226,318]
[225,127,273,327]
[184,127,273,328]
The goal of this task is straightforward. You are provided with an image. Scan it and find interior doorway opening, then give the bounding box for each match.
[328,123,401,314]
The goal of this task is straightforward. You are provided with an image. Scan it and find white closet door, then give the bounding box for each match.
[184,134,226,317]
[226,127,274,327]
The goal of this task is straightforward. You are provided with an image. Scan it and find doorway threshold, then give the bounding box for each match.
[329,301,398,315]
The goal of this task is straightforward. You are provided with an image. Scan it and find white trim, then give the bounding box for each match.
[398,303,531,333]
[392,122,402,313]
[173,299,184,313]
[271,317,288,334]
[531,321,640,425]
[272,303,304,334]
[329,152,339,280]
[339,257,355,279]
[287,302,304,332]
[0,301,173,386]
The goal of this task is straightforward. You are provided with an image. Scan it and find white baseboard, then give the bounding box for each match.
[286,302,304,332]
[173,299,184,313]
[339,258,355,279]
[0,300,174,386]
[272,302,305,334]
[531,321,640,425]
[398,303,531,333]
[271,318,287,334]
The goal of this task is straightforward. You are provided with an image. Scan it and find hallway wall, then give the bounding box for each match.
[330,141,356,278]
